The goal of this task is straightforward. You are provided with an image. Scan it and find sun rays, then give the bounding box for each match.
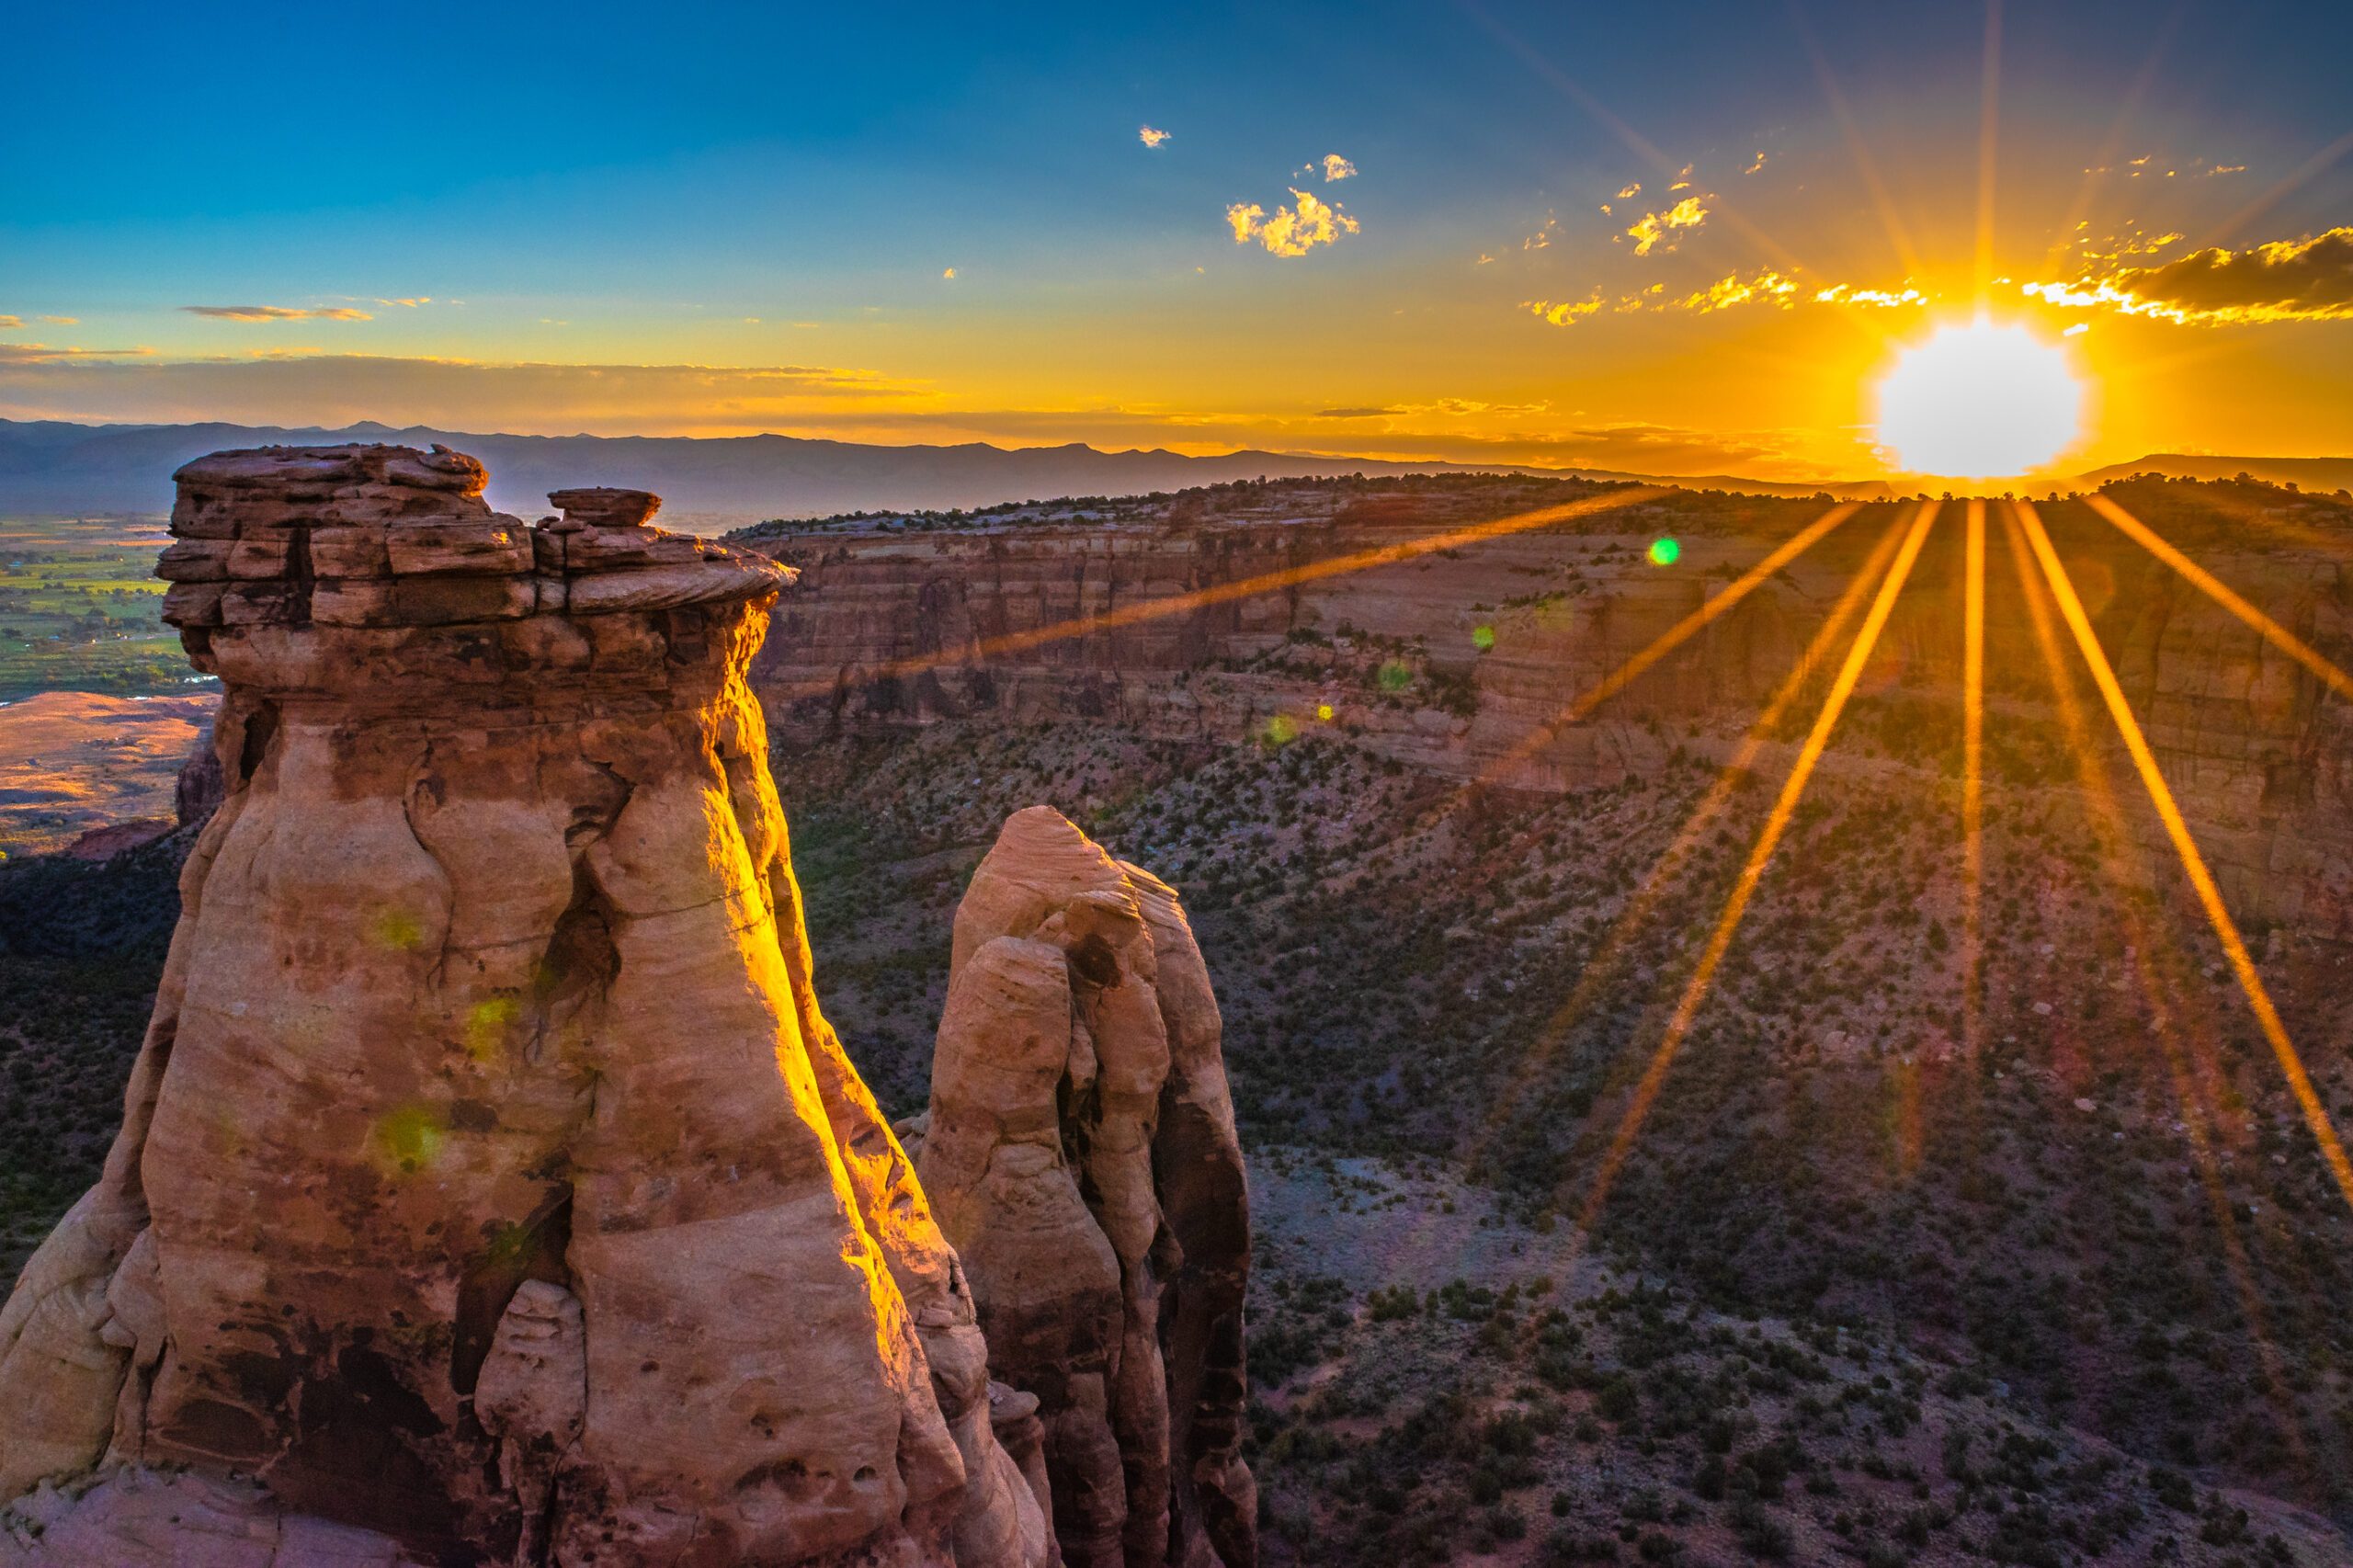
[2014,501,2353,1219]
[770,461,2353,1253]
[1571,502,1941,1228]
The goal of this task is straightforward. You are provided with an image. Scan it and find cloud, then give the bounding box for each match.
[1672,269,1799,313]
[1590,273,1928,317]
[1225,188,1359,257]
[1615,183,1642,200]
[0,316,20,329]
[40,315,79,325]
[942,267,958,280]
[1625,197,1708,256]
[1317,406,1401,418]
[0,342,155,363]
[2079,230,2182,263]
[2022,226,2353,324]
[180,304,373,322]
[1745,151,1767,176]
[0,352,925,435]
[1521,294,1602,326]
[372,297,432,309]
[1140,125,1172,149]
[1320,153,1356,181]
[1812,282,1928,309]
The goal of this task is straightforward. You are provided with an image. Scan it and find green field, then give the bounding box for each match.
[0,517,205,702]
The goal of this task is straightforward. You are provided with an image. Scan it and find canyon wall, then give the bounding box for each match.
[743,487,2353,935]
[0,448,1049,1566]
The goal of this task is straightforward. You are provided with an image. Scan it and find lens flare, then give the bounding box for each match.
[1875,317,2084,478]
[1647,537,1680,566]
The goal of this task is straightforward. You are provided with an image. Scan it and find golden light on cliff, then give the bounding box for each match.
[2014,501,2353,1220]
[1875,318,2084,478]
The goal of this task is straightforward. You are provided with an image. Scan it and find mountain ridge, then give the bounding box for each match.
[1,417,1890,520]
[5,416,2346,524]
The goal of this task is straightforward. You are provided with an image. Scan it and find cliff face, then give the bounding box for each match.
[0,448,1048,1566]
[742,489,2353,934]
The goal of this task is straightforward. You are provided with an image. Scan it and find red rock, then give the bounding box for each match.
[548,488,661,529]
[922,806,1256,1567]
[1,447,1051,1568]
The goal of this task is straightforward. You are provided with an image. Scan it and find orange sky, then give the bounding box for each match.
[5,3,2348,483]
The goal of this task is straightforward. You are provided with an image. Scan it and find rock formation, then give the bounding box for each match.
[0,446,1049,1567]
[741,490,2353,934]
[912,807,1254,1568]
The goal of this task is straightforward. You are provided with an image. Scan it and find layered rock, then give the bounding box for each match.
[914,807,1254,1568]
[741,491,2353,935]
[0,446,1048,1567]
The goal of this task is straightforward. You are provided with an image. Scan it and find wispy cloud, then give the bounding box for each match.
[1523,217,1558,251]
[2078,230,2183,263]
[371,297,432,309]
[1521,294,1602,326]
[1744,151,1767,176]
[1564,272,1931,321]
[1319,153,1356,181]
[0,316,20,330]
[1140,125,1172,149]
[1226,188,1360,256]
[1672,269,1798,313]
[1615,183,1642,200]
[1625,196,1709,256]
[942,267,958,280]
[1812,282,1927,309]
[0,352,924,434]
[0,341,155,363]
[182,304,374,322]
[2023,225,2353,324]
[39,315,79,325]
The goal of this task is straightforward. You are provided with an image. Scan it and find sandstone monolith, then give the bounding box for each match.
[917,807,1255,1568]
[0,446,1049,1568]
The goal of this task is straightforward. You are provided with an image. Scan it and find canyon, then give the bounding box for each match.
[2,454,2349,1564]
[738,475,2353,935]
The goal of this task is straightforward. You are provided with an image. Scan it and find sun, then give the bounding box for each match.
[1875,317,2086,479]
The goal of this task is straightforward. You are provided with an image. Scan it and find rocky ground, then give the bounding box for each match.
[766,716,2353,1564]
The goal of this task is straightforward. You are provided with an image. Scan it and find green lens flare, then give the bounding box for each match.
[1647,537,1681,566]
[1472,625,1496,652]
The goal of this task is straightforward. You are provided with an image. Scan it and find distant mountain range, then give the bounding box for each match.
[2,417,2342,524]
[0,418,1890,520]
[2073,453,2353,493]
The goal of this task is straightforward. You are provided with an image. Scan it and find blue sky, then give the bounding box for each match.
[5,1,2349,477]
